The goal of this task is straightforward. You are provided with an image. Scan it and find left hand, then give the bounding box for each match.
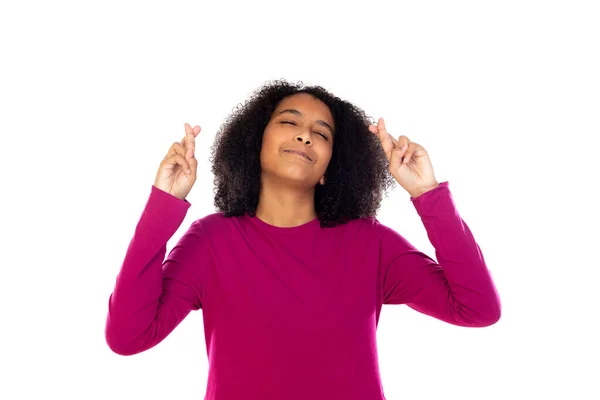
[369,118,439,198]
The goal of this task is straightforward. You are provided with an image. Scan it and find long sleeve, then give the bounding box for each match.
[380,181,501,327]
[105,185,206,355]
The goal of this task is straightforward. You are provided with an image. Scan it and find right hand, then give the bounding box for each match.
[153,123,201,200]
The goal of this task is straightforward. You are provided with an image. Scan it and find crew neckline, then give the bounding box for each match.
[249,214,320,233]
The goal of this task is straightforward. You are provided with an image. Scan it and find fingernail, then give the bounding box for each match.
[187,169,191,174]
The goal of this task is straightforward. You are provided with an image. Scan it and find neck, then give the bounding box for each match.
[255,176,317,228]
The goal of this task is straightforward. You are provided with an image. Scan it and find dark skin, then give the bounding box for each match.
[256,93,336,227]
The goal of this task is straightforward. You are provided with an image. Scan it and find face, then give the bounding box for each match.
[260,92,335,188]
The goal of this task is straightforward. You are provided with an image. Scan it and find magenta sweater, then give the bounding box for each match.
[105,181,501,399]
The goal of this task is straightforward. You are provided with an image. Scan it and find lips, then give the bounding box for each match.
[283,149,313,162]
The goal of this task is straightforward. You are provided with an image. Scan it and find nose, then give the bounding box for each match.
[294,133,312,145]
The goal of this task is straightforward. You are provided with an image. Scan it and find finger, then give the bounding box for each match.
[165,142,186,158]
[180,125,201,156]
[397,135,410,150]
[183,123,196,159]
[375,118,394,158]
[377,118,389,137]
[391,141,409,161]
[164,153,192,174]
[184,125,201,140]
[403,143,416,164]
[181,123,195,144]
[188,152,198,171]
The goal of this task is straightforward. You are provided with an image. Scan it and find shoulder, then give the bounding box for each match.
[348,216,412,248]
[187,212,247,242]
[190,211,234,231]
[193,211,227,226]
[347,216,387,231]
[340,216,393,239]
[334,217,414,262]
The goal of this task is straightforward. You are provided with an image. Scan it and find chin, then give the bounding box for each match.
[264,172,320,189]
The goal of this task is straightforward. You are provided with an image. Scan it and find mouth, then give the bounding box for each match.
[283,149,313,162]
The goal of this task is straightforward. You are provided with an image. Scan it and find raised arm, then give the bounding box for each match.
[105,122,207,355]
[380,182,501,327]
[105,186,207,355]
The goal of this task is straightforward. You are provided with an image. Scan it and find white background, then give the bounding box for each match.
[1,1,598,399]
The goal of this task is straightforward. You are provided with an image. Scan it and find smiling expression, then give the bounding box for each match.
[260,92,336,188]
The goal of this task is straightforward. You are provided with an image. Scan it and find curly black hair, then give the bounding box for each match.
[209,79,396,228]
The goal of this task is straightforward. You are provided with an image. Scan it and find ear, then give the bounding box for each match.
[320,176,326,185]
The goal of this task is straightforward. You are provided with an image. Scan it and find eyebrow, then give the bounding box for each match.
[277,109,335,135]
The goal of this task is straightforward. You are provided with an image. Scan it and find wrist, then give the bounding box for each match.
[410,181,440,198]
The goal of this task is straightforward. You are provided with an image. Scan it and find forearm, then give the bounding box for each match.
[411,182,501,326]
[105,186,191,355]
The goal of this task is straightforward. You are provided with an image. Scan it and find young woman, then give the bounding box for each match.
[105,79,501,399]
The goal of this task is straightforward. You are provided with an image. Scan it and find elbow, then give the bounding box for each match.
[106,339,139,356]
[105,320,143,356]
[485,295,502,326]
[470,299,502,327]
[476,308,501,327]
[105,331,139,356]
[452,296,501,328]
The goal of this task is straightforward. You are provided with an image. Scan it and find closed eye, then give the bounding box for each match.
[281,121,329,140]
